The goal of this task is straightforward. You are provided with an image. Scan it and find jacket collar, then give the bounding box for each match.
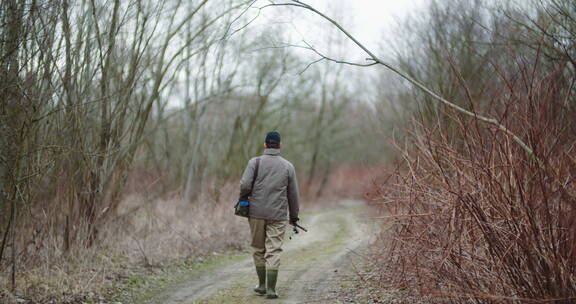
[264,148,281,156]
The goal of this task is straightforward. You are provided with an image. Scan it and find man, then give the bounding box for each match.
[239,131,300,299]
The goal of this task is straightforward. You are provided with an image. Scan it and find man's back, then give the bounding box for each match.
[239,148,299,221]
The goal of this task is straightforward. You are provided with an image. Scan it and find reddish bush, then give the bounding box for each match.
[371,59,576,303]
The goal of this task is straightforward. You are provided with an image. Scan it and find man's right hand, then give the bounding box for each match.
[289,217,299,226]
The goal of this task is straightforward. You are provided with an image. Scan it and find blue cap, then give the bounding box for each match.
[265,131,281,145]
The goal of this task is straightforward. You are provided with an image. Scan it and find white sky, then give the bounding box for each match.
[250,0,427,62]
[338,0,426,54]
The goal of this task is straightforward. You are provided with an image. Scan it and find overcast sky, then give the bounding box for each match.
[250,0,427,62]
[338,0,426,53]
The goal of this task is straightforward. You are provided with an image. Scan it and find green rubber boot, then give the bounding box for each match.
[254,266,266,295]
[266,269,279,299]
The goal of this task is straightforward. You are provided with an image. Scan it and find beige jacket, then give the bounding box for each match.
[239,149,300,221]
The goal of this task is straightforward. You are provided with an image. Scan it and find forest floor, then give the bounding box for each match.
[118,200,379,304]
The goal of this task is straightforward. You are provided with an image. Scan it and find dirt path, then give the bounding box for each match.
[155,200,374,304]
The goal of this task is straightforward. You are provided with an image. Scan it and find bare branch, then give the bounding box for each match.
[266,0,541,164]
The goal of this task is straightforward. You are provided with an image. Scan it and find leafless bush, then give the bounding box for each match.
[359,0,576,302]
[372,35,576,304]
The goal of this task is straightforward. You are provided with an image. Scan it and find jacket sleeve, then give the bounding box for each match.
[287,164,300,221]
[239,158,255,200]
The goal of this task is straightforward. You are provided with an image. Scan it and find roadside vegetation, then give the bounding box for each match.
[364,0,576,303]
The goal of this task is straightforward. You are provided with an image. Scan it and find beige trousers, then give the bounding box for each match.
[248,218,288,270]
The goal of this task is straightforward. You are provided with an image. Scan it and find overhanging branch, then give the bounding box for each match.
[265,0,541,165]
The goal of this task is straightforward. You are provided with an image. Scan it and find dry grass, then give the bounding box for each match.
[0,182,250,303]
[109,182,249,263]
